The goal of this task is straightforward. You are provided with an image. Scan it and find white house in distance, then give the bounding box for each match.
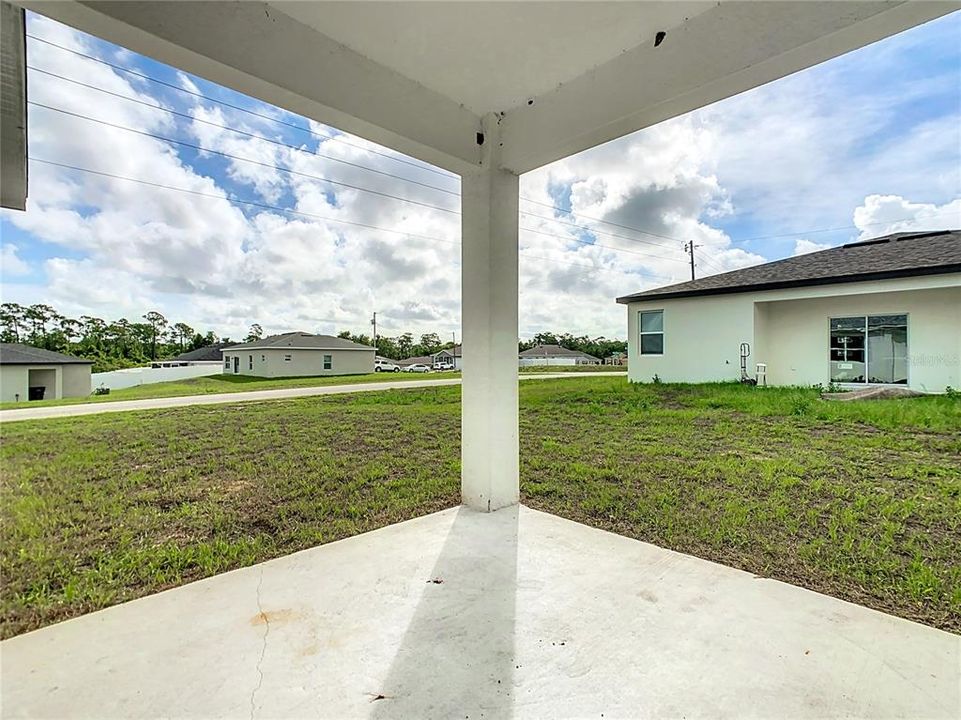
[222,332,375,377]
[618,230,961,392]
[518,344,602,367]
[432,344,463,370]
[0,344,93,402]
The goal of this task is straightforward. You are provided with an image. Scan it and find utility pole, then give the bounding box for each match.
[683,241,699,281]
[452,331,456,347]
[370,312,377,354]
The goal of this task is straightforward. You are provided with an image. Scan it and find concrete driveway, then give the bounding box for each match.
[0,373,626,423]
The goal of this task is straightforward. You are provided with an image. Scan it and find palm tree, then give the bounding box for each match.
[143,311,168,360]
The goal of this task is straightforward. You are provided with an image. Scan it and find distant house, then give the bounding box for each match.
[0,344,92,402]
[168,342,232,364]
[431,344,462,369]
[518,344,601,366]
[617,230,961,391]
[396,354,434,367]
[222,332,375,377]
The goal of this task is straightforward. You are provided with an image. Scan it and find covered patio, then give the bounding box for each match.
[2,1,959,716]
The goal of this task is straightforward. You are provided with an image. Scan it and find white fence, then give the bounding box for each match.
[518,357,578,367]
[92,362,223,391]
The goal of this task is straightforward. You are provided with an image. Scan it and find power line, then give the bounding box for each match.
[30,102,691,268]
[520,225,687,265]
[30,158,671,279]
[29,101,461,215]
[25,34,459,181]
[28,41,956,255]
[28,57,705,256]
[521,196,688,245]
[27,65,461,198]
[519,206,689,251]
[729,212,960,244]
[26,48,703,252]
[30,158,459,245]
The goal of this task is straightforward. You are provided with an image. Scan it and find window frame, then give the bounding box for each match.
[223,355,230,369]
[248,355,253,370]
[323,354,333,370]
[284,354,292,362]
[828,313,909,386]
[638,310,664,356]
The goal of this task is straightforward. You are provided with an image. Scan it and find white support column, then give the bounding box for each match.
[461,119,520,512]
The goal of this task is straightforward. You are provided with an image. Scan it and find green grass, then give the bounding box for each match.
[2,379,959,638]
[518,365,627,373]
[0,371,462,410]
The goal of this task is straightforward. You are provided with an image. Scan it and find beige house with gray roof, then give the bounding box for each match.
[222,332,375,378]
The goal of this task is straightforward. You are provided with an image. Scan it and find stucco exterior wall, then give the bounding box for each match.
[626,294,757,383]
[762,286,960,391]
[0,366,29,403]
[625,275,960,390]
[0,365,70,402]
[223,348,375,378]
[61,364,92,398]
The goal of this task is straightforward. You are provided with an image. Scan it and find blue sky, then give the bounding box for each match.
[1,10,959,340]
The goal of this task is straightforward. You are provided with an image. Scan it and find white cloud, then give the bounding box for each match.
[793,239,833,256]
[853,195,961,239]
[1,244,30,276]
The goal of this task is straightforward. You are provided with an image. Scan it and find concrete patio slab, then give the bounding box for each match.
[2,505,958,719]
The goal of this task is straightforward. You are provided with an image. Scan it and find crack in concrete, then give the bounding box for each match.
[250,568,269,720]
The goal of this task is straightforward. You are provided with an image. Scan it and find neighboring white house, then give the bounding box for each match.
[222,332,375,377]
[432,344,462,370]
[0,344,93,402]
[518,344,602,367]
[617,230,961,392]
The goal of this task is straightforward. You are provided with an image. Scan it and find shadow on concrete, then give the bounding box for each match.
[370,505,519,719]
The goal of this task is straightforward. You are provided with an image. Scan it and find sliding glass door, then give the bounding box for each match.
[830,314,907,385]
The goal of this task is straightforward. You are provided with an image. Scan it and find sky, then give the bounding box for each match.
[1,10,959,342]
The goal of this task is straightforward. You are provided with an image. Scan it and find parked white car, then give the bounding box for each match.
[434,362,455,371]
[404,363,431,373]
[374,359,401,372]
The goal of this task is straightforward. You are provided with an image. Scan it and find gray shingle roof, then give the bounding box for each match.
[0,343,93,365]
[170,343,232,362]
[617,229,961,303]
[223,332,374,352]
[518,344,601,361]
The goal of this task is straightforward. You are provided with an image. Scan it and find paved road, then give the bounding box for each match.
[0,373,627,423]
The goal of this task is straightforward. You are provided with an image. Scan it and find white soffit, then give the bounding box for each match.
[272,1,717,114]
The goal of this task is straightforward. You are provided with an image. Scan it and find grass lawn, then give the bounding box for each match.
[0,370,462,410]
[518,365,627,373]
[2,378,959,638]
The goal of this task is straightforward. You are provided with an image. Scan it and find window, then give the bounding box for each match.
[261,355,265,362]
[248,355,253,370]
[224,355,230,369]
[323,354,332,370]
[638,310,664,355]
[284,354,292,362]
[830,315,907,384]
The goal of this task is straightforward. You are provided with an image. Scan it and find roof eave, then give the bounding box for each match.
[615,265,961,304]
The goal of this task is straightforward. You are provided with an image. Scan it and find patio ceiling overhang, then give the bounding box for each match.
[16,1,958,175]
[12,0,960,511]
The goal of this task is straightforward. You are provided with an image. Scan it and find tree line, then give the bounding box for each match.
[337,330,627,361]
[0,303,231,372]
[1,302,627,373]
